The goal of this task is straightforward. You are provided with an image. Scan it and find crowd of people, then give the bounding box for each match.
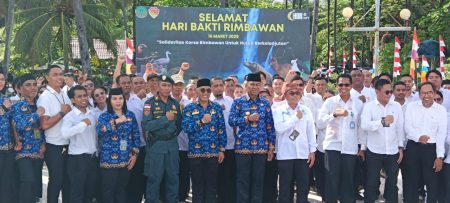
[0,58,450,203]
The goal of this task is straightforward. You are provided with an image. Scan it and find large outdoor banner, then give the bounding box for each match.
[134,6,310,82]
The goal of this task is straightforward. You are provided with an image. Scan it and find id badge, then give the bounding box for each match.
[289,130,300,141]
[33,129,41,140]
[120,140,127,151]
[349,121,356,129]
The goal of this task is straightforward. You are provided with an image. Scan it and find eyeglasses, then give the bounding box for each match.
[297,83,304,87]
[384,90,393,95]
[287,91,301,96]
[94,92,105,98]
[337,83,351,87]
[83,84,94,88]
[199,88,212,93]
[434,98,442,102]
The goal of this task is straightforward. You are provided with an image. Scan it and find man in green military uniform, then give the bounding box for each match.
[143,75,182,203]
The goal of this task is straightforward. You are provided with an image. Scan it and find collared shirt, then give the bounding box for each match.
[37,85,71,145]
[0,95,13,150]
[273,101,317,160]
[61,107,98,155]
[316,99,328,153]
[318,95,364,155]
[127,93,145,147]
[142,94,182,147]
[178,97,192,151]
[92,106,107,119]
[62,82,78,94]
[210,94,235,149]
[97,110,140,168]
[405,101,447,158]
[229,95,276,154]
[11,100,45,160]
[360,99,405,155]
[351,87,376,103]
[445,114,450,164]
[182,101,227,158]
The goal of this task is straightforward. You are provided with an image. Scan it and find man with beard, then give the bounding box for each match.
[210,76,236,203]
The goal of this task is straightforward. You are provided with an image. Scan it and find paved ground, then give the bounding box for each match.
[40,165,407,203]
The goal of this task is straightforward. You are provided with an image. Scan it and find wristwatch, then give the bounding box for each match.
[59,111,66,117]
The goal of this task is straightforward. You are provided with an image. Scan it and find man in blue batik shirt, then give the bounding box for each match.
[229,73,276,203]
[182,78,227,203]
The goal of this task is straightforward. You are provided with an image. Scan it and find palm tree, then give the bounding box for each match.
[3,0,14,76]
[73,0,90,74]
[14,0,116,69]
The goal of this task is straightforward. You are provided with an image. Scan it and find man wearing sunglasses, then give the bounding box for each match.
[182,78,227,203]
[317,73,364,203]
[360,79,405,203]
[272,83,317,203]
[229,73,276,203]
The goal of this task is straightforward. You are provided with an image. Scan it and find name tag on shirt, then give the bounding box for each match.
[289,130,300,141]
[120,140,127,151]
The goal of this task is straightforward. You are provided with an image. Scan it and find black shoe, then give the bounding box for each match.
[355,193,364,200]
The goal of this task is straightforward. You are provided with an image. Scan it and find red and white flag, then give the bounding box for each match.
[393,37,402,78]
[352,46,357,69]
[439,36,446,77]
[125,37,135,74]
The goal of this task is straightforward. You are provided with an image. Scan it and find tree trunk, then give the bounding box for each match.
[3,0,14,76]
[121,0,128,36]
[61,12,69,71]
[310,0,319,70]
[73,0,91,74]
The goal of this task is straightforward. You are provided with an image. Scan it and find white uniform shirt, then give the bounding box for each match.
[360,99,405,154]
[445,114,450,164]
[37,86,71,145]
[405,101,448,158]
[273,101,317,160]
[210,94,235,150]
[318,95,364,155]
[61,107,98,155]
[178,97,192,151]
[351,87,376,103]
[127,93,145,147]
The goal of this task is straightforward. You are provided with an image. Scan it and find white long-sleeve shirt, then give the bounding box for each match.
[351,87,376,103]
[318,95,364,155]
[210,94,235,150]
[127,93,145,147]
[61,107,98,155]
[273,101,317,160]
[445,114,450,164]
[405,101,448,158]
[360,99,405,155]
[178,97,192,151]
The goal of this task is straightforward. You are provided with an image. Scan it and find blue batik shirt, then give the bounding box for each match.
[0,95,13,151]
[229,95,276,154]
[11,100,45,159]
[97,111,140,168]
[182,101,227,158]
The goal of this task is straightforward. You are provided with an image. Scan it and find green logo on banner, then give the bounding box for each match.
[135,6,148,18]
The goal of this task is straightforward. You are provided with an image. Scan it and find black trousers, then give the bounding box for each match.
[67,154,99,203]
[263,153,278,203]
[45,143,69,203]
[218,150,236,203]
[127,146,147,203]
[313,151,326,201]
[190,157,219,203]
[179,150,190,202]
[278,159,309,203]
[404,140,439,203]
[364,150,399,203]
[101,167,130,203]
[236,154,267,203]
[444,163,450,202]
[0,150,15,203]
[354,145,366,195]
[324,150,356,203]
[16,157,42,203]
